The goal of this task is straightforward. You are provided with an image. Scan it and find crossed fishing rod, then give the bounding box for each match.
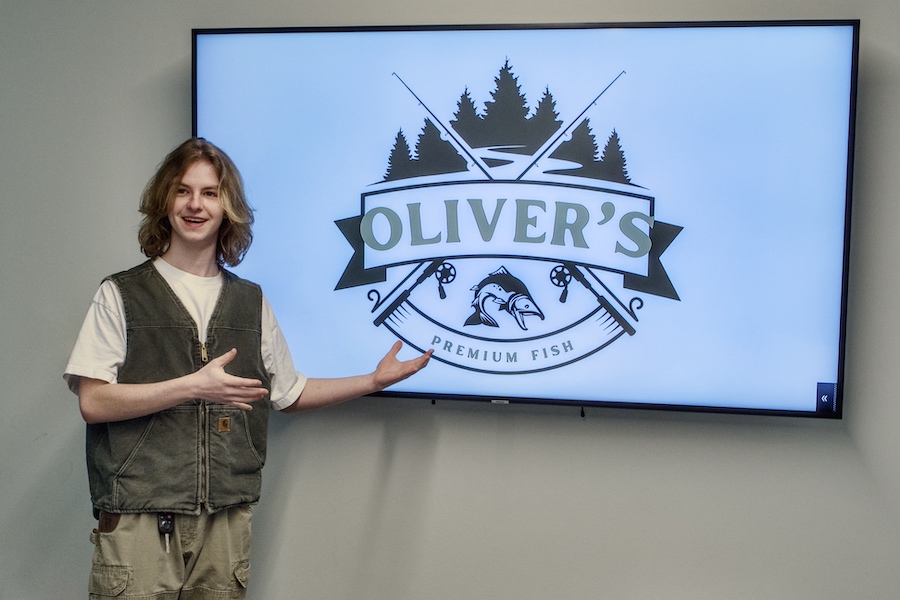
[371,70,636,336]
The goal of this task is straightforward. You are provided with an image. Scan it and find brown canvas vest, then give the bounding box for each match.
[85,261,272,514]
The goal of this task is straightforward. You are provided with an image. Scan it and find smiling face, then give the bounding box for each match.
[164,160,225,265]
[139,139,255,269]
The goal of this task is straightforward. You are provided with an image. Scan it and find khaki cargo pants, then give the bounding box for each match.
[88,506,252,599]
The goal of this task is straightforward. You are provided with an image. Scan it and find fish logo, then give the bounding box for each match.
[465,266,545,330]
[336,61,681,373]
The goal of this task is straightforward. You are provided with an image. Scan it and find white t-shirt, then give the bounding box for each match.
[64,258,307,411]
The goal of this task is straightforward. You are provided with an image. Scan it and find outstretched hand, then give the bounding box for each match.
[194,348,269,410]
[283,341,433,413]
[372,341,434,392]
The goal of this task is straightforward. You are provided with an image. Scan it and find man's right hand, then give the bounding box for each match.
[78,348,268,424]
[192,348,269,410]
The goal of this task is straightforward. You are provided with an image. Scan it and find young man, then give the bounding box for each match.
[64,138,432,599]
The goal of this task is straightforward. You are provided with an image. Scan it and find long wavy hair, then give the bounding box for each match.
[138,138,254,267]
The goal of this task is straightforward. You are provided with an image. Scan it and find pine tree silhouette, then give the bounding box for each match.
[526,87,562,154]
[547,122,635,185]
[384,130,415,181]
[481,60,531,153]
[450,87,485,148]
[412,119,468,177]
[597,129,630,183]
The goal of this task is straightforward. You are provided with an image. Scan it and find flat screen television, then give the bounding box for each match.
[193,21,858,417]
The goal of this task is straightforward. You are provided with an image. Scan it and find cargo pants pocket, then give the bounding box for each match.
[88,563,130,597]
[233,558,250,589]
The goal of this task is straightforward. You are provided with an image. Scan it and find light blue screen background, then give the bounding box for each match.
[195,24,854,413]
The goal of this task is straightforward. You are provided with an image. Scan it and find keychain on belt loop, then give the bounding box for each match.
[158,513,175,553]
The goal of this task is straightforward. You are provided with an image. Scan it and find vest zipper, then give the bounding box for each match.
[199,341,209,508]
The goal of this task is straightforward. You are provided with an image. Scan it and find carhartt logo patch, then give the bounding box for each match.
[217,417,231,433]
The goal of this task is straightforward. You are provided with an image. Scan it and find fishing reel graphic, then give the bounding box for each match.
[433,262,456,299]
[550,264,572,303]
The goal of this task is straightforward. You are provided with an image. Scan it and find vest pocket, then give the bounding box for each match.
[207,408,266,505]
[108,408,200,511]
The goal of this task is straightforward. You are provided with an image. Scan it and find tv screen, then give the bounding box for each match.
[193,21,857,417]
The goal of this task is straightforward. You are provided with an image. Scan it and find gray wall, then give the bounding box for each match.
[3,1,900,598]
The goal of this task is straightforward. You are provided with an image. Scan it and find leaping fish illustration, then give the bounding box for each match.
[464,266,544,330]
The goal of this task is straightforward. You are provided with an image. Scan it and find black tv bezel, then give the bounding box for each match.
[192,20,859,419]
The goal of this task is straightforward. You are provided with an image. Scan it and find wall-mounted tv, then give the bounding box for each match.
[193,21,858,417]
